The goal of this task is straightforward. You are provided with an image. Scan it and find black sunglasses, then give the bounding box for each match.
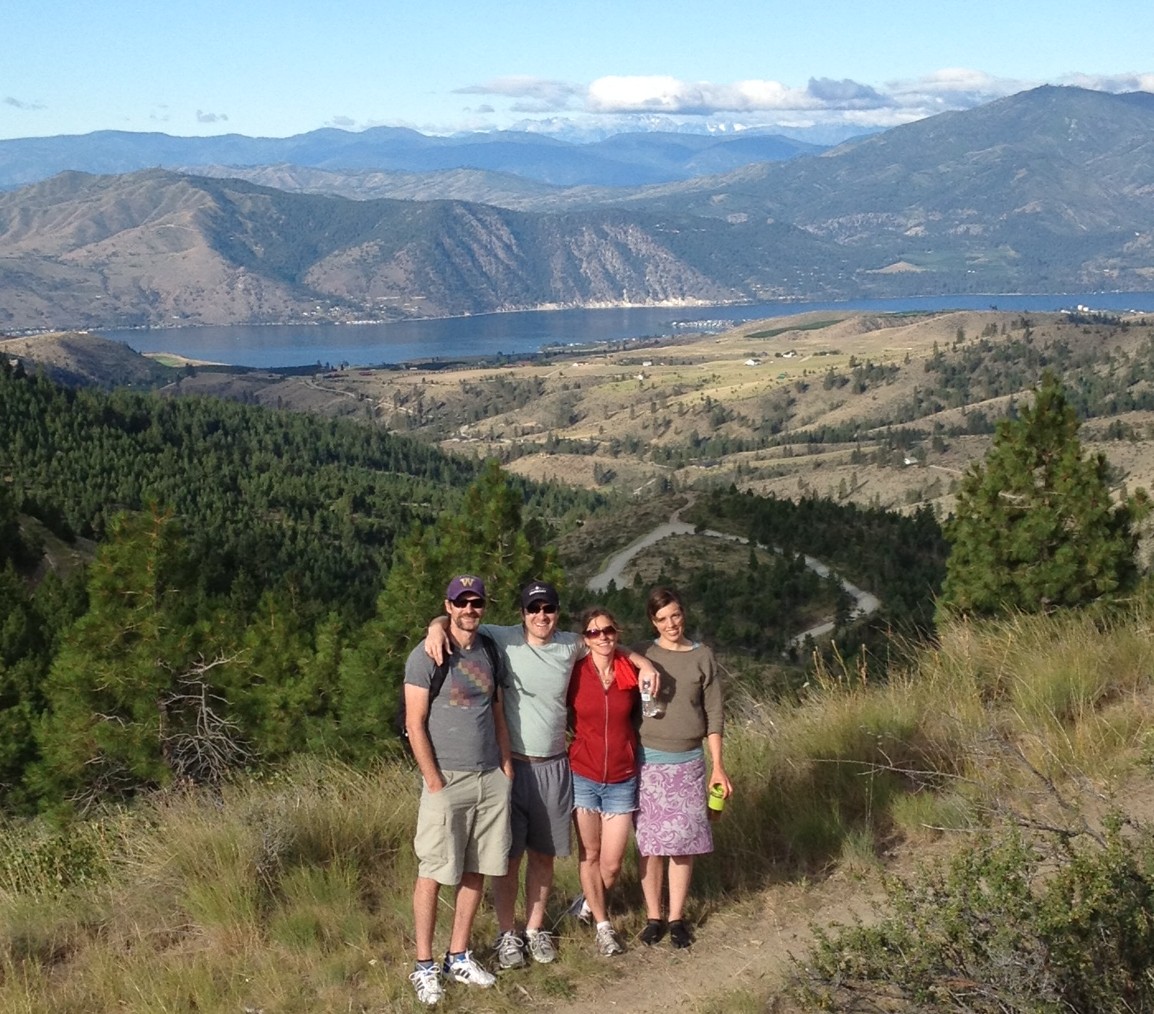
[583,625,618,639]
[451,596,486,609]
[524,602,558,615]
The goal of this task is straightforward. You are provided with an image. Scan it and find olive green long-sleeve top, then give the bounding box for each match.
[636,641,723,753]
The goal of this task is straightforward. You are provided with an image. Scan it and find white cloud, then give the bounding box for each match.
[1060,71,1154,92]
[450,68,1154,137]
[587,75,820,114]
[196,109,229,124]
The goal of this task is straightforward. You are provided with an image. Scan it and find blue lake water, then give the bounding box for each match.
[95,292,1154,370]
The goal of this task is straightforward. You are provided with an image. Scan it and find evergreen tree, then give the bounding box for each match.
[337,459,560,759]
[940,372,1148,618]
[32,508,231,807]
[229,591,345,760]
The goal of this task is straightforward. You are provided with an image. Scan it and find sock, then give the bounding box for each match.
[446,950,466,962]
[416,958,436,970]
[596,920,611,931]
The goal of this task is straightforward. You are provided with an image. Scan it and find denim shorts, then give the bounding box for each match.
[572,772,639,816]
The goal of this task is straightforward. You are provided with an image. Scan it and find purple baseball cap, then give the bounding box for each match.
[445,574,486,600]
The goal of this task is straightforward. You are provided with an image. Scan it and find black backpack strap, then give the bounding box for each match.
[477,631,502,697]
[429,631,501,707]
[427,657,450,704]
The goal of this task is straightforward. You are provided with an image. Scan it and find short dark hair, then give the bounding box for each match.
[646,586,684,622]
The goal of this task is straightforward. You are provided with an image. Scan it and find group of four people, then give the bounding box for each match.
[403,576,731,1006]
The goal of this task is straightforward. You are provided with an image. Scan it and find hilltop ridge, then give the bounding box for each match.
[1,88,1153,330]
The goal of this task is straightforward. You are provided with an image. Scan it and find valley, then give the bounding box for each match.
[152,307,1154,521]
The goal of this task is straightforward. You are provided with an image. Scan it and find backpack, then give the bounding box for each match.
[394,631,502,755]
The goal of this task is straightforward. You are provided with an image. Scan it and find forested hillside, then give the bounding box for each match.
[0,360,602,809]
[0,359,952,813]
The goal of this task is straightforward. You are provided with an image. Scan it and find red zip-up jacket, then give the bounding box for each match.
[567,651,640,784]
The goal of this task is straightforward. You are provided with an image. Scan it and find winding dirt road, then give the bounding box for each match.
[585,516,879,645]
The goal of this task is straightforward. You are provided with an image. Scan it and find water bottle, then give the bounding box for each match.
[640,677,664,718]
[708,783,725,821]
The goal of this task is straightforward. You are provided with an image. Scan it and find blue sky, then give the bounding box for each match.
[5,0,1154,142]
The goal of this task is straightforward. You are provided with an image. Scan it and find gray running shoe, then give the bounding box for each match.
[595,923,624,956]
[409,964,443,1006]
[494,930,526,970]
[443,950,496,987]
[525,928,558,963]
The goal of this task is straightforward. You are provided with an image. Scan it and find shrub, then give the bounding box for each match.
[790,818,1154,1012]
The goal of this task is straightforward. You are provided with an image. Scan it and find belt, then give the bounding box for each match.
[511,752,567,764]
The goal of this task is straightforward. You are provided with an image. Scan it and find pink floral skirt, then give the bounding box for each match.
[634,755,714,857]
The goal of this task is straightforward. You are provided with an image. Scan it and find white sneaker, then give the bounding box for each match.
[443,950,496,987]
[494,929,526,969]
[409,964,443,1006]
[526,928,557,963]
[565,892,592,923]
[595,922,624,956]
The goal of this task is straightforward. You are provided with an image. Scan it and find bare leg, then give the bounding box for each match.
[638,852,665,921]
[597,812,632,897]
[575,809,607,922]
[523,849,554,931]
[666,855,695,923]
[413,876,440,961]
[493,852,523,933]
[448,872,485,954]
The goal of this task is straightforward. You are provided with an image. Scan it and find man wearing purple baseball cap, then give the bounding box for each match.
[425,578,659,969]
[404,575,512,1005]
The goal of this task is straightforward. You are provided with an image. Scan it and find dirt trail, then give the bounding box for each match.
[540,870,884,1013]
[561,504,888,1011]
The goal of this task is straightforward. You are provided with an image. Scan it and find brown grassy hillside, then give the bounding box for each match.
[221,308,1154,517]
[10,309,1154,521]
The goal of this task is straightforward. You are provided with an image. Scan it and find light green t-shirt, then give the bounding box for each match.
[482,624,583,757]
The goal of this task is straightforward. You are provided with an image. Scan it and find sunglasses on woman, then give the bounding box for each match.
[583,625,617,639]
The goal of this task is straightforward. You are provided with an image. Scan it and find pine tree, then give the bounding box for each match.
[32,507,231,807]
[337,459,560,759]
[940,372,1148,618]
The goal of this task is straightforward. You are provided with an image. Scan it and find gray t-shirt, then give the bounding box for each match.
[403,638,504,771]
[481,624,583,757]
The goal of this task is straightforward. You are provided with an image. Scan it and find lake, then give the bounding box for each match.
[95,292,1154,370]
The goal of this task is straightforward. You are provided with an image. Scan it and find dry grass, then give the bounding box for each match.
[271,309,1154,516]
[5,602,1154,1010]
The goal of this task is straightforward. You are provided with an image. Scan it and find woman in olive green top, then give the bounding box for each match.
[634,587,732,948]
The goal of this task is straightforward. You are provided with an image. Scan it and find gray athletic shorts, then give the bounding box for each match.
[510,754,573,859]
[414,768,512,884]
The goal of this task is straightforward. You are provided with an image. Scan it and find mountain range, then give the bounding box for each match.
[0,126,823,192]
[1,86,1153,332]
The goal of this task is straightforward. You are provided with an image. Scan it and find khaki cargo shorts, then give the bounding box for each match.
[414,767,512,885]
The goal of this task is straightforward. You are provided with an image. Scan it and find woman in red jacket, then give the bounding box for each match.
[566,606,641,957]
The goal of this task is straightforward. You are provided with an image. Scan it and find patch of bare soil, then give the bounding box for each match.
[541,866,887,1014]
